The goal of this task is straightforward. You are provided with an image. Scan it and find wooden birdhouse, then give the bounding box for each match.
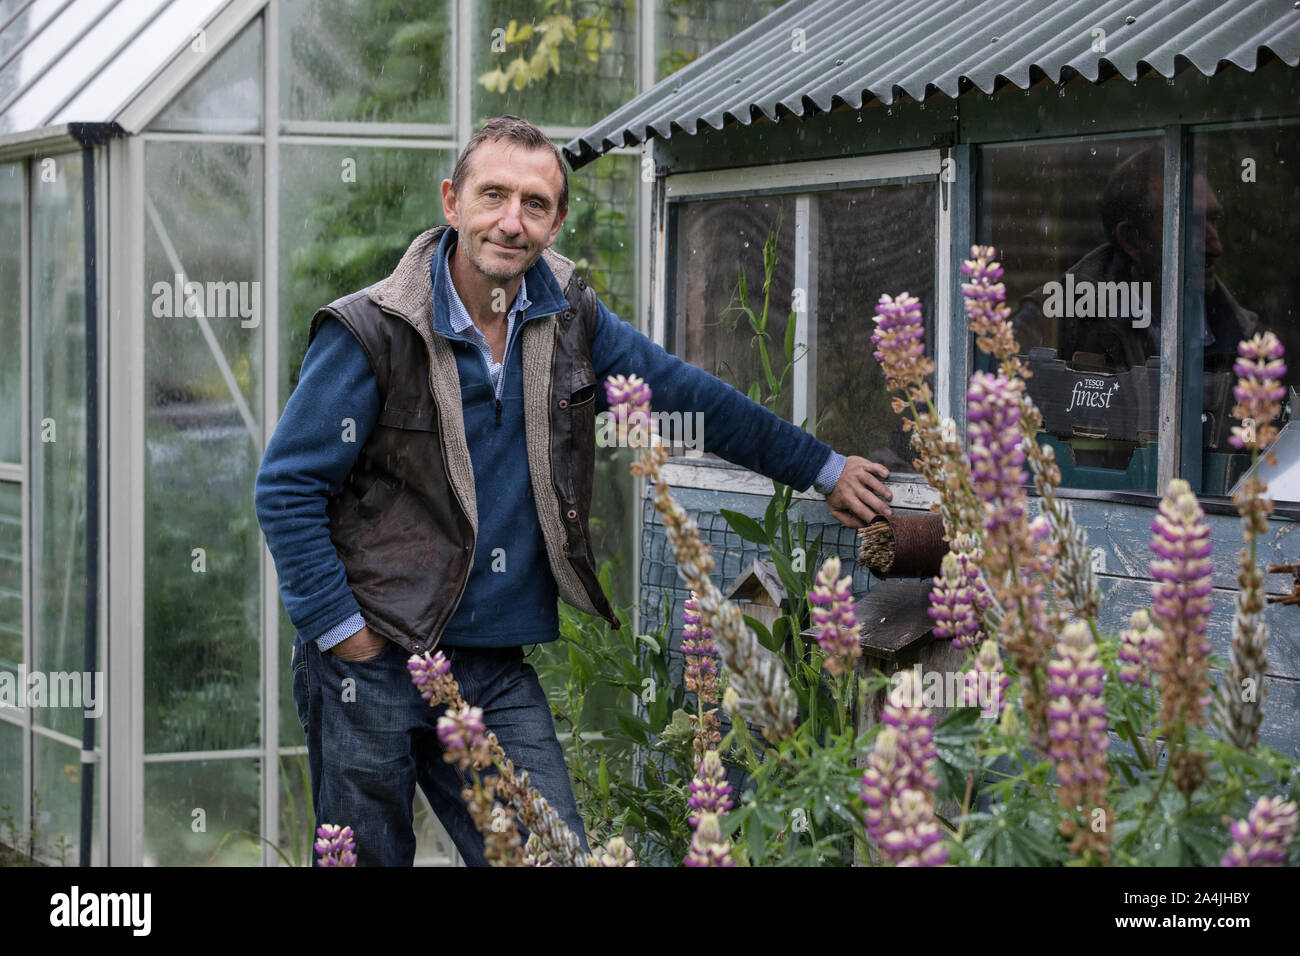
[723,558,788,636]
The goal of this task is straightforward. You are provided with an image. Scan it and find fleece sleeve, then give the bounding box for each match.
[588,300,838,492]
[254,317,381,647]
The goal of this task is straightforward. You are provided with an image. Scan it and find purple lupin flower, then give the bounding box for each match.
[407,650,458,706]
[966,372,1027,534]
[1230,332,1287,451]
[870,292,931,391]
[860,670,946,866]
[1117,608,1161,687]
[687,749,734,828]
[961,246,1018,360]
[436,704,492,772]
[1220,796,1298,867]
[964,639,1009,717]
[1150,479,1214,734]
[682,591,719,704]
[928,551,984,650]
[683,812,736,867]
[314,823,357,867]
[808,556,863,677]
[1046,621,1111,860]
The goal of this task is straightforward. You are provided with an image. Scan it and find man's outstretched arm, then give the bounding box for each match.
[587,300,893,521]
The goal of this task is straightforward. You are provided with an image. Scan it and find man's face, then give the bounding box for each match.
[441,139,567,283]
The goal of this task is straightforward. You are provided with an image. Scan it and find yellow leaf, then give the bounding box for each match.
[515,23,533,43]
[477,68,505,90]
[504,18,519,44]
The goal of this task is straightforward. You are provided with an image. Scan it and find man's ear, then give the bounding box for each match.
[1114,219,1144,262]
[441,178,459,228]
[544,205,568,249]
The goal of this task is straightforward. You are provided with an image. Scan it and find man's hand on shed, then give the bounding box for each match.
[826,455,892,527]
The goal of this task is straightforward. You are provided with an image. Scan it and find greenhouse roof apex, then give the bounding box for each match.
[564,0,1300,169]
[0,0,256,139]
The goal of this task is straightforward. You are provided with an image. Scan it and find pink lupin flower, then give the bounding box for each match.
[1046,621,1111,860]
[1150,479,1214,732]
[683,812,736,867]
[808,555,863,677]
[859,671,946,866]
[407,650,458,706]
[964,639,1009,717]
[1117,608,1161,687]
[1229,332,1287,451]
[687,749,734,827]
[436,704,492,772]
[314,824,357,867]
[870,293,931,391]
[966,372,1027,532]
[928,551,985,650]
[682,591,719,703]
[1220,796,1298,867]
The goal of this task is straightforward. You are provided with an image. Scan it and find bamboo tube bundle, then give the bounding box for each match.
[856,513,948,578]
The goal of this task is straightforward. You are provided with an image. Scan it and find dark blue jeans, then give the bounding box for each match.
[291,637,589,866]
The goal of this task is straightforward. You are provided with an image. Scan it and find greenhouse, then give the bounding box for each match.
[0,0,1298,872]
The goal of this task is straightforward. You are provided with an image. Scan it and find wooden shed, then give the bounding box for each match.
[567,0,1300,757]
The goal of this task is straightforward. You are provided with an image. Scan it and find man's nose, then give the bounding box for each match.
[498,199,523,234]
[1205,221,1223,258]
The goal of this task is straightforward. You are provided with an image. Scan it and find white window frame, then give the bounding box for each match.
[655,150,950,505]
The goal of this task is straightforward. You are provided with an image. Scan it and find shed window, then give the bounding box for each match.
[983,136,1164,493]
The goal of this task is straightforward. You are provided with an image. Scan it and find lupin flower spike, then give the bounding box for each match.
[682,591,720,704]
[314,823,357,867]
[808,555,863,677]
[1220,796,1298,867]
[1229,332,1287,452]
[1117,608,1161,687]
[928,551,984,650]
[436,704,493,772]
[687,749,735,827]
[871,292,932,391]
[1046,621,1111,860]
[407,650,458,706]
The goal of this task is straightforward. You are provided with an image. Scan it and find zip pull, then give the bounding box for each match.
[495,397,502,427]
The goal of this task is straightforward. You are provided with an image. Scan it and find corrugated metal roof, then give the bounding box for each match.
[564,0,1300,168]
[0,0,233,135]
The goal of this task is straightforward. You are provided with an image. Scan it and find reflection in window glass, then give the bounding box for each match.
[0,162,19,464]
[671,195,796,425]
[149,18,262,135]
[815,185,934,475]
[280,0,451,124]
[1187,126,1300,499]
[655,0,784,80]
[0,482,20,672]
[144,758,259,865]
[0,717,20,833]
[472,0,635,127]
[30,151,85,739]
[144,142,262,754]
[278,145,452,401]
[983,138,1163,492]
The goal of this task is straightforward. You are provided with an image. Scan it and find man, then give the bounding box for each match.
[1012,146,1258,372]
[254,115,892,867]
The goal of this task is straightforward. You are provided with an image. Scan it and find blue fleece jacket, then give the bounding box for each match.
[254,228,843,653]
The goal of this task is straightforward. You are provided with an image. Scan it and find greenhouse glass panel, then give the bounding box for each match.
[814,184,935,475]
[279,0,452,125]
[982,136,1164,493]
[0,0,171,134]
[0,717,20,832]
[278,144,453,401]
[149,16,262,135]
[29,150,84,740]
[472,0,635,128]
[555,150,635,322]
[1186,125,1300,499]
[143,141,262,755]
[670,195,796,425]
[49,0,229,128]
[32,733,96,864]
[654,0,785,80]
[0,481,20,672]
[275,749,312,865]
[143,758,260,865]
[0,162,18,465]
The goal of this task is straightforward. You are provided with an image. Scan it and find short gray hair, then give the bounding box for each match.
[451,115,568,215]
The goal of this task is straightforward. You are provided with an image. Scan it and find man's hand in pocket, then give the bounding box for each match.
[331,624,388,661]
